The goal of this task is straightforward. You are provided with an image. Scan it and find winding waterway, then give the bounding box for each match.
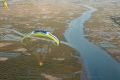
[64,5,120,80]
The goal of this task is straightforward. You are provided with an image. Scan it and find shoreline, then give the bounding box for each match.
[84,28,120,64]
[75,50,90,80]
[94,43,120,64]
[63,19,90,80]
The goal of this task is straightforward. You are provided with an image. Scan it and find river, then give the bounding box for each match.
[64,5,120,80]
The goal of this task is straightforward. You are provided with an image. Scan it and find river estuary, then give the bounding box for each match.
[64,5,120,80]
